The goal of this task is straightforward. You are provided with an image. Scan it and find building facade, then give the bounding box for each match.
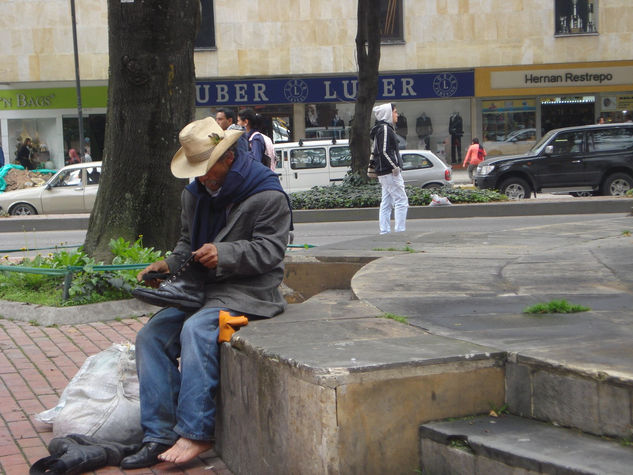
[0,0,631,167]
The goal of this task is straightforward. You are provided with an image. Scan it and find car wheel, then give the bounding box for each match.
[601,173,633,196]
[422,183,443,190]
[500,177,531,200]
[10,203,37,215]
[570,191,594,197]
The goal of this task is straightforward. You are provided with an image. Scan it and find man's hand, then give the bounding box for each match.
[193,243,219,269]
[392,166,401,176]
[137,260,170,288]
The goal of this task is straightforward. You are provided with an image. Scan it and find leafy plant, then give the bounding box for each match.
[289,183,506,210]
[523,299,590,314]
[489,402,509,417]
[0,236,166,306]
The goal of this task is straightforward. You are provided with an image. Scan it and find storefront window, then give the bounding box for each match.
[481,99,536,157]
[62,115,105,163]
[305,104,349,140]
[599,94,633,124]
[555,0,598,36]
[7,118,57,169]
[541,96,595,133]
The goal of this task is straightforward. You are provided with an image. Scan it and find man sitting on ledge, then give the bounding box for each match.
[122,117,291,469]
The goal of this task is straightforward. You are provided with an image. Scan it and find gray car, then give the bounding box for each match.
[400,150,453,189]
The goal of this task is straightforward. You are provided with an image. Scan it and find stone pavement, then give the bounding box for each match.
[0,316,231,475]
[1,209,633,473]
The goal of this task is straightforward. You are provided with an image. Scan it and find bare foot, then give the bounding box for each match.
[158,437,213,464]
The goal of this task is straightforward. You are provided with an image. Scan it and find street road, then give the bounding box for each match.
[0,213,628,259]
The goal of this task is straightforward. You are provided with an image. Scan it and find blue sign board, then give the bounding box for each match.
[196,71,474,106]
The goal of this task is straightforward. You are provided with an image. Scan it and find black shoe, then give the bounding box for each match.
[120,442,172,469]
[30,438,107,475]
[132,256,206,311]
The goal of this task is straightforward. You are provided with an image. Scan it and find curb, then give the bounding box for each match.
[0,198,631,232]
[0,298,160,326]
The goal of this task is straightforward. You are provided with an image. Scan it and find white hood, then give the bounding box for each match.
[372,103,393,125]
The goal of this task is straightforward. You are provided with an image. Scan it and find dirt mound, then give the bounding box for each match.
[3,169,52,192]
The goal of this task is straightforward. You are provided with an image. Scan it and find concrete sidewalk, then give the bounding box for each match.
[1,211,633,473]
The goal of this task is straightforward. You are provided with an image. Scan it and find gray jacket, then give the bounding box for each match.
[165,189,291,318]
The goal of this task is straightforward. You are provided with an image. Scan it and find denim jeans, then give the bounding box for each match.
[135,306,237,445]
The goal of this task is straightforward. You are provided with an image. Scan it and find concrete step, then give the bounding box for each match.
[419,415,633,475]
[506,354,633,438]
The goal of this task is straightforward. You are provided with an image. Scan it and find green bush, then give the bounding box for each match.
[289,183,506,210]
[0,236,165,306]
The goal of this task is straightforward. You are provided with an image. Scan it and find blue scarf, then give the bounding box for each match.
[185,149,292,252]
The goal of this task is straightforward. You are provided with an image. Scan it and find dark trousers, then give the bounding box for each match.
[450,135,462,164]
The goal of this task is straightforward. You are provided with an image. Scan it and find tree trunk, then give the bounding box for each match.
[83,0,200,261]
[349,0,381,180]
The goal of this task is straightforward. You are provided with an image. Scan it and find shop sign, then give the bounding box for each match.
[491,66,633,90]
[196,71,474,106]
[482,99,536,113]
[0,86,107,110]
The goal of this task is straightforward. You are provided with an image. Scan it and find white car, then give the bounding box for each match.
[0,162,102,215]
[400,150,453,189]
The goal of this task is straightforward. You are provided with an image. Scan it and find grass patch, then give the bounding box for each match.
[448,438,473,453]
[378,312,409,324]
[523,299,590,314]
[372,246,416,252]
[620,437,633,448]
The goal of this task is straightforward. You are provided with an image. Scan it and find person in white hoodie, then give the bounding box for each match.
[370,103,409,234]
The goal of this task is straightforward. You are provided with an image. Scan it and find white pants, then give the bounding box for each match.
[378,172,409,234]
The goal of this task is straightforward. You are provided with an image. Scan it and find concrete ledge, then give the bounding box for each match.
[0,214,90,233]
[420,415,633,475]
[0,298,159,326]
[292,197,633,222]
[216,291,506,475]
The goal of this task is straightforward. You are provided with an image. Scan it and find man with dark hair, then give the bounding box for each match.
[215,108,241,131]
[123,117,291,469]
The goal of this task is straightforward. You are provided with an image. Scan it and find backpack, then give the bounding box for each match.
[249,132,276,170]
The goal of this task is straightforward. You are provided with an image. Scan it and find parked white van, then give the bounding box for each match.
[274,139,351,193]
[273,139,453,193]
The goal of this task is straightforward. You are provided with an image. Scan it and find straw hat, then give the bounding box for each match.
[171,117,243,178]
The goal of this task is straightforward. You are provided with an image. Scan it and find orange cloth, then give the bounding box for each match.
[462,144,486,167]
[218,310,249,343]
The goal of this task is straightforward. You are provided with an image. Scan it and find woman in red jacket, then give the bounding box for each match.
[462,138,486,182]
